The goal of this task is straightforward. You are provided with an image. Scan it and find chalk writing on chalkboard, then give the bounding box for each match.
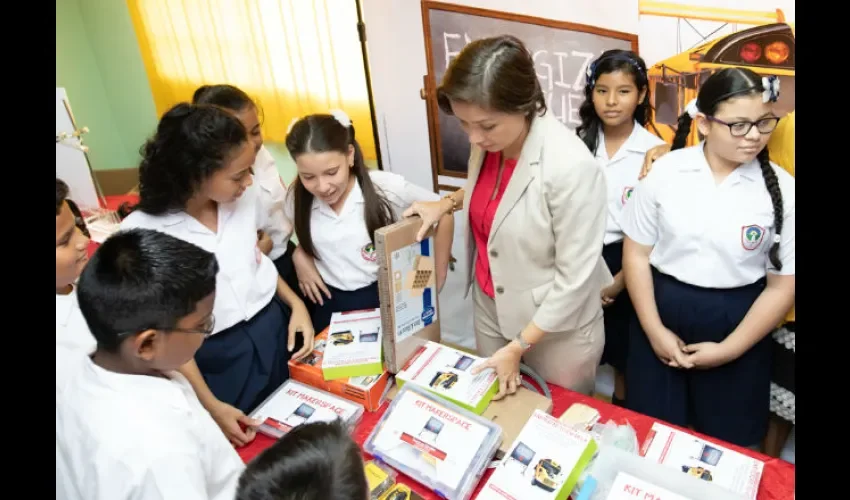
[421,2,638,183]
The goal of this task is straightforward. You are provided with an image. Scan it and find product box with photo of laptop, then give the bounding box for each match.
[375,217,442,373]
[641,422,764,500]
[478,410,598,500]
[249,380,364,439]
[396,341,498,415]
[363,384,502,500]
[288,330,392,411]
[322,308,384,380]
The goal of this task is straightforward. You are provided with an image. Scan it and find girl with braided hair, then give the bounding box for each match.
[619,67,795,448]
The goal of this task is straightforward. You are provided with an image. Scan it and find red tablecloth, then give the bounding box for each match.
[94,196,794,499]
[237,384,795,500]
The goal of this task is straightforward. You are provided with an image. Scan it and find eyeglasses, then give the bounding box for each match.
[705,116,780,137]
[116,315,216,339]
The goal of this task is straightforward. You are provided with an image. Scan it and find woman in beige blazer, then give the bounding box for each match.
[406,35,612,399]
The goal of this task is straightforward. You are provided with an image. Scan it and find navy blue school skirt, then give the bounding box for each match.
[309,281,380,333]
[194,296,298,414]
[272,241,301,299]
[600,240,634,373]
[626,268,771,447]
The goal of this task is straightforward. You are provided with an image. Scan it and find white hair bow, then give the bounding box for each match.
[762,76,780,103]
[329,109,352,128]
[685,99,699,119]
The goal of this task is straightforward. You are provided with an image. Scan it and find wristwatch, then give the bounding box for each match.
[513,332,532,351]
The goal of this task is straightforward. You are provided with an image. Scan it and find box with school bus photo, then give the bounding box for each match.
[321,309,384,380]
[288,329,392,411]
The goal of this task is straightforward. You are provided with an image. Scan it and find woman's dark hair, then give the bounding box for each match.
[192,84,259,116]
[576,50,651,155]
[56,178,91,237]
[236,420,368,500]
[672,67,783,270]
[437,35,546,120]
[136,103,249,215]
[285,113,394,260]
[56,178,69,215]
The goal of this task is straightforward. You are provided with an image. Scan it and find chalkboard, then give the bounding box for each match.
[421,2,638,183]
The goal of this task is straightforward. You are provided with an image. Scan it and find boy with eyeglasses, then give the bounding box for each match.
[55,228,245,500]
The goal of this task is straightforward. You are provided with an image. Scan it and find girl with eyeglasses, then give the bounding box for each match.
[620,67,795,448]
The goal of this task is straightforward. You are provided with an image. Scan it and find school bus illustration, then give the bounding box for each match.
[379,484,412,500]
[429,371,459,390]
[646,14,794,146]
[682,464,714,482]
[330,331,355,345]
[532,458,563,492]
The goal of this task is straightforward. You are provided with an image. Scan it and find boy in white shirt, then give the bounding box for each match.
[56,178,96,391]
[55,228,245,500]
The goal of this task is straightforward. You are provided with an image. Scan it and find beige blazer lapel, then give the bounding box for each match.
[489,114,547,242]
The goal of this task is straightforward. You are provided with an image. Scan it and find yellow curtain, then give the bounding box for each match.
[127,0,376,160]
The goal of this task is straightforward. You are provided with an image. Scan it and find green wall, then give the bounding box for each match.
[56,0,150,171]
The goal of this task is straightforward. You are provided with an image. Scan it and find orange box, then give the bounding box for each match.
[288,329,392,412]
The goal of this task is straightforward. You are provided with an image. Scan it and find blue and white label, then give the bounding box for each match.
[391,238,438,342]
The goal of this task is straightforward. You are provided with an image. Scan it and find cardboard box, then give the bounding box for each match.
[387,379,553,459]
[375,217,441,373]
[288,330,392,411]
[322,309,384,380]
[396,341,498,415]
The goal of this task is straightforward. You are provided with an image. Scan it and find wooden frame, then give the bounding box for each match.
[420,1,639,188]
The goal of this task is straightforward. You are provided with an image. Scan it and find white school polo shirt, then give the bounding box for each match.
[120,183,278,334]
[56,288,96,394]
[285,170,440,291]
[254,145,293,261]
[595,122,667,245]
[621,142,795,288]
[55,356,245,500]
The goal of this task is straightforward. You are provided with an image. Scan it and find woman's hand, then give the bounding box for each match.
[471,341,524,401]
[403,199,451,242]
[206,399,262,447]
[647,327,693,369]
[288,303,315,361]
[292,246,331,305]
[601,274,626,307]
[639,144,672,180]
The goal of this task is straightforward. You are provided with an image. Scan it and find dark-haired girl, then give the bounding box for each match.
[621,67,795,447]
[120,103,314,445]
[576,50,666,407]
[192,84,300,294]
[285,110,453,333]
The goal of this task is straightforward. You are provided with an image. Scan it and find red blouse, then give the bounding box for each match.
[469,151,518,298]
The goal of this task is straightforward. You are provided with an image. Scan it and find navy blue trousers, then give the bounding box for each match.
[194,296,299,414]
[600,240,634,373]
[626,268,771,447]
[309,281,381,333]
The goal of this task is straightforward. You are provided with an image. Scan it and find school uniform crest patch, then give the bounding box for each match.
[621,186,634,205]
[741,224,765,251]
[361,242,377,262]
